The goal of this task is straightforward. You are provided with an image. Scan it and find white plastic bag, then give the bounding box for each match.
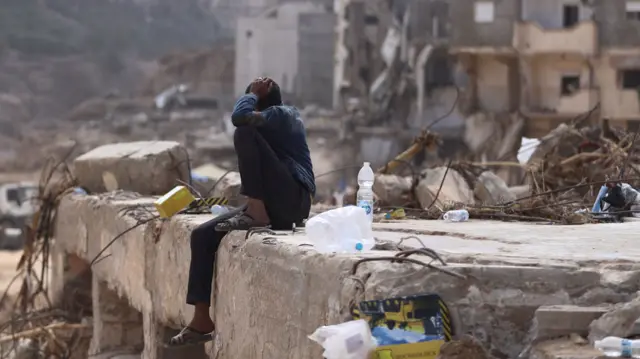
[308,320,377,359]
[306,206,375,253]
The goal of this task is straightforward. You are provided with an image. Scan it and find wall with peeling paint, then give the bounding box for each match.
[521,0,593,29]
[526,55,593,113]
[450,0,518,48]
[233,2,328,97]
[595,0,640,48]
[298,12,336,108]
[598,51,640,120]
[476,56,511,112]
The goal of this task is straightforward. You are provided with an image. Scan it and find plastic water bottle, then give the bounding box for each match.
[306,206,375,253]
[211,205,229,217]
[595,337,640,358]
[443,209,469,222]
[357,162,375,222]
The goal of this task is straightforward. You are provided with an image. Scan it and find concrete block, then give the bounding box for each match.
[589,296,640,343]
[415,167,474,208]
[509,185,531,199]
[89,276,143,355]
[372,174,412,206]
[73,141,190,195]
[534,305,609,339]
[474,171,516,205]
[529,339,606,359]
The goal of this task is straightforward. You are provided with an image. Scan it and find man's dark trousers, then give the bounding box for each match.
[186,126,311,305]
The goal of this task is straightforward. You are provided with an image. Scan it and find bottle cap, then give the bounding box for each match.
[355,242,363,251]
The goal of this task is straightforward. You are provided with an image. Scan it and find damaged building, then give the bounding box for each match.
[333,0,640,179]
[451,0,640,137]
[232,0,335,107]
[334,0,466,167]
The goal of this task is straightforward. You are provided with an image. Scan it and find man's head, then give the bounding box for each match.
[246,78,282,111]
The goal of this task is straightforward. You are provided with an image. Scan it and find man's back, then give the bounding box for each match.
[230,94,316,196]
[257,105,315,196]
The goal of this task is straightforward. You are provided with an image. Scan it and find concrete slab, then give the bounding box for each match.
[73,141,190,195]
[53,194,640,359]
[533,305,609,340]
[375,220,640,264]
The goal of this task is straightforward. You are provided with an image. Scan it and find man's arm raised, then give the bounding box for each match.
[230,94,276,127]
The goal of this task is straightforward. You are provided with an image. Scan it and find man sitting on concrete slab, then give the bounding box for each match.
[168,77,315,347]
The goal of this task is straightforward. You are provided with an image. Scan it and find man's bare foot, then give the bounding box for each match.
[189,303,215,333]
[214,198,271,231]
[245,198,270,225]
[167,304,215,347]
[188,317,215,334]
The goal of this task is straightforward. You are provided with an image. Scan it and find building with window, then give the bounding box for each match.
[234,1,335,107]
[450,0,640,137]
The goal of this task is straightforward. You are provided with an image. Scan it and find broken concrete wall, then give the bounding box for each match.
[297,12,336,108]
[595,0,640,48]
[450,0,519,48]
[522,0,593,29]
[407,0,450,41]
[54,195,640,358]
[333,0,392,109]
[73,141,190,195]
[140,45,236,109]
[54,193,208,358]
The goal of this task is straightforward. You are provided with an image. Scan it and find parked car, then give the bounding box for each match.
[0,182,38,250]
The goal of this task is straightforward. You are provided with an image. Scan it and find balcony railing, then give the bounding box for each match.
[513,21,597,55]
[522,87,599,115]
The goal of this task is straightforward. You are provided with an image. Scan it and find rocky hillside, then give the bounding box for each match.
[0,0,224,122]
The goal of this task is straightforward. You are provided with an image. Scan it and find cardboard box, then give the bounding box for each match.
[352,294,455,359]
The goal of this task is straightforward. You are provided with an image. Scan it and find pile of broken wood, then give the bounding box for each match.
[0,158,92,359]
[373,121,640,224]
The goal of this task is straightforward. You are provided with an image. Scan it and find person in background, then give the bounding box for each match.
[168,77,315,346]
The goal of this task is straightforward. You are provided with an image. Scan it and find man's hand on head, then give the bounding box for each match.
[249,77,272,99]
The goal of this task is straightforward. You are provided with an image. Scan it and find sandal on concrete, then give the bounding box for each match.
[215,213,268,231]
[165,327,214,348]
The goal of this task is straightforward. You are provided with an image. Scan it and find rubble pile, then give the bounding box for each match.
[526,122,640,193]
[374,121,640,224]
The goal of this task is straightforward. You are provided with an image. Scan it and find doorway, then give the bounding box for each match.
[563,4,579,28]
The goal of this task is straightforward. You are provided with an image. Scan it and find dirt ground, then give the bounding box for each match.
[0,250,24,298]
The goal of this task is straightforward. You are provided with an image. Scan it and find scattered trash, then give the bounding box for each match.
[210,204,229,217]
[73,187,87,195]
[443,209,469,222]
[517,137,540,164]
[154,84,188,110]
[191,173,209,183]
[384,208,406,220]
[306,206,375,253]
[357,162,375,222]
[308,319,377,359]
[594,337,640,358]
[592,185,609,213]
[351,294,453,358]
[154,185,196,218]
